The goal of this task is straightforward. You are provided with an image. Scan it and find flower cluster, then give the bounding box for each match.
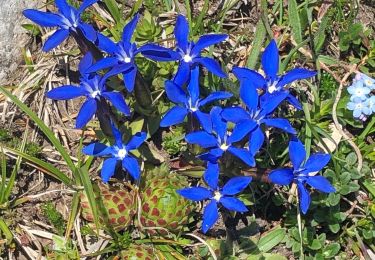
[347,73,375,121]
[24,1,336,234]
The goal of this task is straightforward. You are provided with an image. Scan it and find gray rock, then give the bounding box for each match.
[0,0,38,84]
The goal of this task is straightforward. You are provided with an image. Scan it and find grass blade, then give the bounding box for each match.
[288,0,303,44]
[65,191,79,239]
[246,19,266,69]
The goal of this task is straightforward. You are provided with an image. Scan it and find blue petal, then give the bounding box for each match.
[286,94,302,110]
[96,33,117,54]
[122,156,140,180]
[239,79,258,112]
[79,52,94,74]
[185,131,218,148]
[126,132,147,150]
[138,44,180,61]
[261,39,279,81]
[192,34,228,54]
[232,66,266,89]
[306,176,335,193]
[220,197,248,212]
[55,0,72,18]
[199,91,232,107]
[203,162,219,190]
[103,63,133,81]
[269,168,294,185]
[197,148,224,162]
[46,85,86,100]
[82,143,113,156]
[210,106,226,142]
[195,57,227,78]
[101,92,130,115]
[277,68,317,88]
[164,80,187,104]
[100,157,118,183]
[302,153,331,173]
[86,57,118,73]
[177,187,212,201]
[173,62,190,86]
[123,67,137,92]
[187,66,200,104]
[227,120,257,144]
[193,111,212,132]
[43,29,69,51]
[122,14,139,43]
[221,107,250,123]
[174,15,189,52]
[228,147,255,167]
[110,123,123,148]
[222,176,252,195]
[78,0,99,13]
[78,23,97,42]
[297,182,311,214]
[76,98,97,128]
[23,9,63,27]
[202,200,219,234]
[260,91,288,116]
[289,137,306,170]
[160,106,188,127]
[249,126,265,155]
[263,118,296,134]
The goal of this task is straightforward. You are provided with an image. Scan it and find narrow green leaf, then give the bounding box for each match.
[288,0,302,44]
[0,86,78,179]
[246,19,266,69]
[103,0,121,23]
[363,180,375,197]
[0,218,13,245]
[65,191,79,239]
[0,151,7,203]
[314,14,329,52]
[257,226,286,252]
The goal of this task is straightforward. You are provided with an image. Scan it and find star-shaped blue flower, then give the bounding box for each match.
[177,162,251,233]
[160,67,232,132]
[233,40,316,109]
[23,0,98,51]
[82,123,146,182]
[86,13,178,92]
[222,71,296,155]
[168,15,228,85]
[347,99,372,118]
[347,81,371,102]
[269,137,335,214]
[46,52,130,128]
[185,106,256,166]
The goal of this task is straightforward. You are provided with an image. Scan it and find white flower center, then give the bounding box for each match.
[268,82,278,93]
[183,54,193,63]
[90,90,100,98]
[365,79,373,86]
[213,191,222,202]
[117,148,127,159]
[355,89,363,95]
[220,143,229,151]
[123,57,131,63]
[355,103,363,109]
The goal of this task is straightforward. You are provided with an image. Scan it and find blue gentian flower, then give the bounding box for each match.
[86,14,178,92]
[269,138,335,214]
[233,40,316,109]
[169,15,228,85]
[46,52,130,128]
[177,162,251,233]
[23,0,98,51]
[82,123,146,182]
[160,67,232,131]
[185,106,256,166]
[222,72,296,155]
[347,99,372,118]
[347,81,371,102]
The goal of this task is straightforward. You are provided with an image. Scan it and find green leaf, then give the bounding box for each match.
[246,19,266,69]
[257,226,286,253]
[327,193,340,206]
[328,223,340,233]
[288,0,302,43]
[345,152,357,166]
[308,239,322,250]
[0,218,13,245]
[103,0,121,23]
[363,180,375,197]
[314,14,329,52]
[323,243,340,258]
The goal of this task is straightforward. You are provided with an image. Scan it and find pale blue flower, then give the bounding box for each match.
[365,96,375,113]
[347,81,371,102]
[347,99,371,118]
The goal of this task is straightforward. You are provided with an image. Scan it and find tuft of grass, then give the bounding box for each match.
[42,202,66,236]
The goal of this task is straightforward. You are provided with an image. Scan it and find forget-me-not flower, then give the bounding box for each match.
[185,106,256,166]
[269,137,335,214]
[355,73,375,90]
[168,15,228,85]
[177,162,251,233]
[23,0,98,51]
[82,123,147,182]
[160,67,232,131]
[46,52,130,128]
[366,96,375,113]
[347,80,371,102]
[222,70,296,154]
[347,99,372,119]
[86,14,178,92]
[233,40,316,109]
